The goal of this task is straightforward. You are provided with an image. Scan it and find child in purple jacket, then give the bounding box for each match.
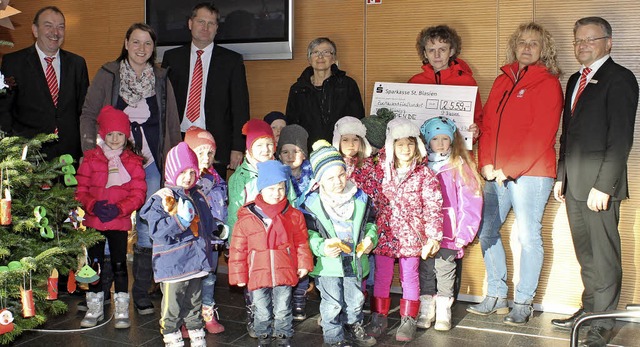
[419,116,483,331]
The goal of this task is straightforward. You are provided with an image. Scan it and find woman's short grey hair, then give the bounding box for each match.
[307,37,337,59]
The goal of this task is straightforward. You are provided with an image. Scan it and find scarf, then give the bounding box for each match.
[427,149,451,173]
[254,194,290,249]
[319,180,357,221]
[119,60,156,106]
[99,142,131,188]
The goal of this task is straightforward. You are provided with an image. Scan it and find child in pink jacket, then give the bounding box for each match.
[418,116,483,331]
[75,106,146,329]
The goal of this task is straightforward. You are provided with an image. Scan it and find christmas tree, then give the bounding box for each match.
[0,134,103,345]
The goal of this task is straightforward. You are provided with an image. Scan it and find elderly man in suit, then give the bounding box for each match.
[552,16,638,347]
[0,6,89,161]
[161,2,250,179]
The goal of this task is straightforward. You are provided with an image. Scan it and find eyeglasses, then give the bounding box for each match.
[573,36,609,46]
[310,49,335,58]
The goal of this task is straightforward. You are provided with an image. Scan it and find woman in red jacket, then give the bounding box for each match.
[408,25,483,139]
[75,106,147,329]
[467,22,563,326]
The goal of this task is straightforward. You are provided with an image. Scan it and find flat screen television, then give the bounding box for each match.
[146,0,293,61]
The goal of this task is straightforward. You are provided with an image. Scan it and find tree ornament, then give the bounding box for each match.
[67,269,77,294]
[34,206,54,239]
[0,289,14,335]
[46,268,59,300]
[64,207,86,231]
[20,272,35,318]
[0,167,11,225]
[59,154,77,186]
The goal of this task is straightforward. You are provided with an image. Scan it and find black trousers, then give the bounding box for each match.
[87,230,129,293]
[565,185,622,330]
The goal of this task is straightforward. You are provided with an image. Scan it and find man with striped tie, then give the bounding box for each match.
[162,2,250,179]
[553,16,638,347]
[0,6,89,161]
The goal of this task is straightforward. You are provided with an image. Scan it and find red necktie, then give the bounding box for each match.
[571,67,592,114]
[44,56,59,107]
[186,50,204,122]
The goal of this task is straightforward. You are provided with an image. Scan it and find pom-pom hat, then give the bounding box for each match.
[97,105,131,140]
[257,160,292,192]
[361,108,395,149]
[309,140,346,181]
[420,116,457,147]
[332,116,373,157]
[165,142,200,186]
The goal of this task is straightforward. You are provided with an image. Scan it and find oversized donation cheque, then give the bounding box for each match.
[370,82,478,149]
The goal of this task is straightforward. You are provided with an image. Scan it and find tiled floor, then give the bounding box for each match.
[11,273,640,346]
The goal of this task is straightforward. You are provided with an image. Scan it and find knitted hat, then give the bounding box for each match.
[184,126,217,151]
[361,108,396,149]
[257,160,292,192]
[164,142,200,186]
[242,119,275,150]
[97,105,130,140]
[384,118,427,169]
[263,111,287,125]
[309,140,346,181]
[331,116,372,157]
[420,116,457,145]
[277,124,309,158]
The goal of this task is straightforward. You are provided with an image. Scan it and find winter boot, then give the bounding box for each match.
[162,331,184,347]
[77,291,110,311]
[395,298,420,342]
[503,302,534,326]
[80,292,105,327]
[292,294,307,321]
[258,334,272,347]
[180,325,189,339]
[365,296,390,337]
[275,334,292,347]
[188,328,207,347]
[434,296,454,331]
[202,304,225,334]
[361,287,372,314]
[416,294,436,329]
[344,321,376,346]
[113,292,131,329]
[132,245,155,315]
[466,296,509,316]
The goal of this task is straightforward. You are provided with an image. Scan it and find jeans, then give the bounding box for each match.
[201,252,219,307]
[316,276,364,344]
[136,164,161,248]
[478,177,553,303]
[251,285,294,338]
[373,255,420,300]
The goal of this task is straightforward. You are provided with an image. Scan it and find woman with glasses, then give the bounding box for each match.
[466,22,563,326]
[286,37,365,150]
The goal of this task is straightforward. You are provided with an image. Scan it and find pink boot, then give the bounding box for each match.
[203,305,225,334]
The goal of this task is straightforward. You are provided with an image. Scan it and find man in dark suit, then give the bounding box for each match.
[161,2,250,179]
[0,6,89,161]
[552,17,638,347]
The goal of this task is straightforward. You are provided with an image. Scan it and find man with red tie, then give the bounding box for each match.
[553,17,638,347]
[162,2,250,179]
[0,6,89,161]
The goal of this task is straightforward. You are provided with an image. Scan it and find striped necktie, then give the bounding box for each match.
[44,56,59,107]
[186,50,204,122]
[571,67,591,114]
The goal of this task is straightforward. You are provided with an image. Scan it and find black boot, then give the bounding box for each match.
[132,245,154,315]
[292,294,307,321]
[244,289,257,338]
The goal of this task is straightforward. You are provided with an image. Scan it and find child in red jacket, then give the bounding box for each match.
[75,106,146,329]
[228,160,313,347]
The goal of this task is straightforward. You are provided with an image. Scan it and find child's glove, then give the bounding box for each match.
[176,198,195,228]
[93,200,120,223]
[213,223,230,240]
[421,239,440,260]
[355,237,374,258]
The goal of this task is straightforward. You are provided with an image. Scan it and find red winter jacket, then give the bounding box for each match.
[75,147,147,231]
[228,201,314,291]
[478,62,563,179]
[408,58,484,128]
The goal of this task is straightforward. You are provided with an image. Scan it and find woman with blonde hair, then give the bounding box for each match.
[467,22,563,326]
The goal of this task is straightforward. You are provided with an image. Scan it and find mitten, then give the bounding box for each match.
[176,198,194,227]
[92,200,112,223]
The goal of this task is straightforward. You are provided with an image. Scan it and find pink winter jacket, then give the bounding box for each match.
[434,157,483,258]
[75,147,147,231]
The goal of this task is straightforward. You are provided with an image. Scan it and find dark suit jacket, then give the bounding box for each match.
[557,58,638,201]
[0,45,89,160]
[161,44,250,166]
